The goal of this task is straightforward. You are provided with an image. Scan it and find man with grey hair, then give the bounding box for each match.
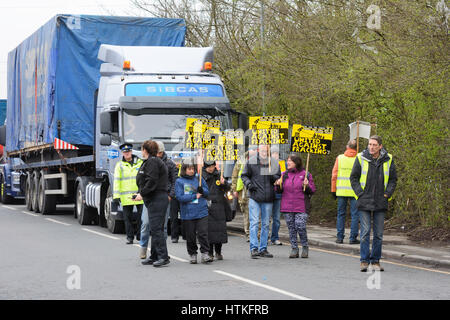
[350,135,397,272]
[331,139,359,245]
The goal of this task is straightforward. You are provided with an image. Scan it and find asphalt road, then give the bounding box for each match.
[1,203,449,301]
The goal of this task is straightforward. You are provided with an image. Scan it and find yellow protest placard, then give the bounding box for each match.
[185,118,221,150]
[290,124,334,155]
[249,115,289,145]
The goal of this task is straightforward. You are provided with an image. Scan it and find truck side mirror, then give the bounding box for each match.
[237,112,248,132]
[0,126,6,146]
[100,111,113,134]
[100,134,112,146]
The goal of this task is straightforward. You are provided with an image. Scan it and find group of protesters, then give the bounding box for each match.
[113,135,396,272]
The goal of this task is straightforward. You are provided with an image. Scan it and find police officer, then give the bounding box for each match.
[113,143,144,244]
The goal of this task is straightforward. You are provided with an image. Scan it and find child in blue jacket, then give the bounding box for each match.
[175,159,212,264]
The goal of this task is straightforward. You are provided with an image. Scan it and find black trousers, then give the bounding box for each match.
[184,216,210,255]
[122,204,143,241]
[169,198,183,240]
[208,243,222,256]
[146,192,169,261]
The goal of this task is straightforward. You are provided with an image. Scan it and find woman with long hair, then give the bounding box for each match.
[275,154,316,258]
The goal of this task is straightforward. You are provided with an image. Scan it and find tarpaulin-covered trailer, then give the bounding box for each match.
[6,14,186,152]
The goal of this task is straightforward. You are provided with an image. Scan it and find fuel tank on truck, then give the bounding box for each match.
[6,14,186,152]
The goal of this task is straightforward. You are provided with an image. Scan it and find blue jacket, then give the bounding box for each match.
[175,174,209,220]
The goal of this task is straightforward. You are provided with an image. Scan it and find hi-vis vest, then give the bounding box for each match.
[113,157,144,206]
[236,164,244,192]
[336,154,357,197]
[356,152,393,200]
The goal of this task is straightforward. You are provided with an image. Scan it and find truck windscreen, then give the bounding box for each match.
[122,110,231,145]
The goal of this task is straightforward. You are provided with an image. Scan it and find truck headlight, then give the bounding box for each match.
[12,173,21,184]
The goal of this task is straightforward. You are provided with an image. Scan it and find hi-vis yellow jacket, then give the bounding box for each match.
[113,156,144,206]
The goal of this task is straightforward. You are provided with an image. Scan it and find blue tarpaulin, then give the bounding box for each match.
[0,100,6,125]
[6,15,186,151]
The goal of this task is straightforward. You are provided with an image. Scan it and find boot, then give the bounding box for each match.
[139,247,147,259]
[301,246,309,258]
[289,248,299,258]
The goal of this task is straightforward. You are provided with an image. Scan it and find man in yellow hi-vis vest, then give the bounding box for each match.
[113,143,144,244]
[331,139,359,245]
[350,135,397,272]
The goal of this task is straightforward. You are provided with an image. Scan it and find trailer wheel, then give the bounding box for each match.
[32,171,40,213]
[75,183,96,225]
[25,173,34,211]
[38,172,57,215]
[105,186,124,234]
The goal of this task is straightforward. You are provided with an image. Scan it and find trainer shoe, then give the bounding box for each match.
[189,254,197,264]
[360,262,369,272]
[371,262,384,272]
[301,246,309,258]
[153,258,170,268]
[251,249,260,259]
[259,250,273,258]
[215,253,223,260]
[289,248,299,258]
[272,240,282,245]
[335,239,343,244]
[201,253,213,263]
[349,239,360,244]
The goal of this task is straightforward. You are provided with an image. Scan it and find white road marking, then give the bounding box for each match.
[169,255,189,263]
[2,205,17,210]
[81,228,120,240]
[45,218,71,226]
[22,211,39,217]
[213,270,312,300]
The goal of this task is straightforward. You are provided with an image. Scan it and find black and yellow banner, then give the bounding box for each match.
[249,115,289,145]
[290,124,334,155]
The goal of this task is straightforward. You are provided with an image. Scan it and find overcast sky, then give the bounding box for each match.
[0,0,143,98]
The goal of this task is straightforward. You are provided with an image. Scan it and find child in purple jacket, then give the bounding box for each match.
[275,154,316,258]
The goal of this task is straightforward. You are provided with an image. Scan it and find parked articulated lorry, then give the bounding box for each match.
[0,14,247,233]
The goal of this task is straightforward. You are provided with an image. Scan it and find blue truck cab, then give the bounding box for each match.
[0,157,25,203]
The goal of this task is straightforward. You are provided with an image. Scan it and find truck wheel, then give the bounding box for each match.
[75,182,95,225]
[38,173,57,215]
[105,186,124,234]
[32,171,41,213]
[25,173,33,211]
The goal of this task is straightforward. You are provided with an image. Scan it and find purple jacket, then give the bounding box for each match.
[278,168,316,213]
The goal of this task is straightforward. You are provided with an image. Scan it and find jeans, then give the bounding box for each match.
[270,198,281,242]
[249,199,272,252]
[139,205,150,248]
[359,210,385,263]
[336,196,359,241]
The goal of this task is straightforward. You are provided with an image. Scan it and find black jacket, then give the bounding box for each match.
[350,148,397,212]
[136,156,168,200]
[161,152,178,198]
[203,168,230,244]
[241,155,281,203]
